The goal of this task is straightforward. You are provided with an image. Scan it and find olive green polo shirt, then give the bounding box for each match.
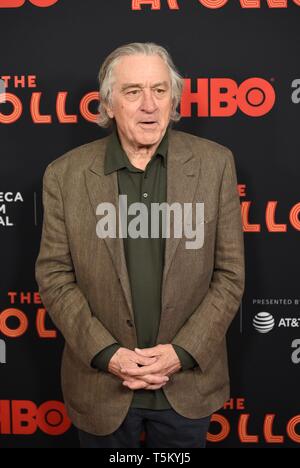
[91,127,198,410]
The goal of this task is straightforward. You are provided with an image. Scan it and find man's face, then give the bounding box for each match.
[105,54,173,150]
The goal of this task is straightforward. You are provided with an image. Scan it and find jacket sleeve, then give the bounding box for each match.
[172,345,198,371]
[91,344,122,372]
[35,163,120,368]
[171,149,245,373]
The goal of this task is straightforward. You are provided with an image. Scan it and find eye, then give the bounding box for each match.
[155,88,166,94]
[127,89,140,95]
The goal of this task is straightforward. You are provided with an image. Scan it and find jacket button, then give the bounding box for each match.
[126,319,134,328]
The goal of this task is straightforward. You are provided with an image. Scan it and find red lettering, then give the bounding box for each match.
[239,414,259,443]
[238,78,276,116]
[199,0,228,8]
[0,0,58,6]
[211,78,238,117]
[29,0,58,6]
[207,414,230,442]
[36,308,57,338]
[80,92,99,123]
[181,79,209,117]
[0,401,71,435]
[132,0,300,9]
[289,203,300,231]
[181,78,275,117]
[0,308,28,337]
[241,202,261,232]
[31,92,52,123]
[287,416,300,443]
[0,1,25,6]
[37,401,71,435]
[0,401,11,434]
[264,414,284,443]
[242,201,300,233]
[0,93,22,124]
[57,92,77,123]
[13,401,37,435]
[132,0,179,10]
[266,201,287,232]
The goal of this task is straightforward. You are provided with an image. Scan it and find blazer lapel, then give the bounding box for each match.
[157,131,202,343]
[85,138,134,321]
[162,131,201,287]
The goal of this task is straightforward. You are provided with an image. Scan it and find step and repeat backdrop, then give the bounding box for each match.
[1,0,300,448]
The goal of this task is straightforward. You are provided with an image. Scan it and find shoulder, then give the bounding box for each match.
[44,135,110,178]
[169,129,234,165]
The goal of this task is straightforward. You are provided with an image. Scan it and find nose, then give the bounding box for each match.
[140,89,157,113]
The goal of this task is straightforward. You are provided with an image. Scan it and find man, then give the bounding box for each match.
[35,42,245,448]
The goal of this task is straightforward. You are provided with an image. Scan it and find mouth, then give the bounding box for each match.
[138,121,158,129]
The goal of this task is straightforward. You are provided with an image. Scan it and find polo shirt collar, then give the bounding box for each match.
[104,126,169,175]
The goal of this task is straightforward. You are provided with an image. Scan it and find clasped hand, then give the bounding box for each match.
[108,344,181,390]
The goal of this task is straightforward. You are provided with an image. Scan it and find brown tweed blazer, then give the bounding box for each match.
[35,129,245,436]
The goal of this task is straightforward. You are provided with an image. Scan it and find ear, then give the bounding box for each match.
[104,101,114,119]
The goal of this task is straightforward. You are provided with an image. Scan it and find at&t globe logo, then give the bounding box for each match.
[253,312,275,334]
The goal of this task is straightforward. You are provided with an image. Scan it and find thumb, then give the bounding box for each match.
[135,347,157,356]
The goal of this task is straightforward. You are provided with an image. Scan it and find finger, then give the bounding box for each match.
[122,363,161,376]
[123,379,148,390]
[144,383,167,390]
[119,375,137,383]
[139,374,169,385]
[120,365,139,373]
[135,356,157,366]
[134,347,160,357]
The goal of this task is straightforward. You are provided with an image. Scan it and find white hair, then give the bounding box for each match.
[96,42,184,128]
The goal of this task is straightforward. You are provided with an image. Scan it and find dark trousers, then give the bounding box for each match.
[78,407,211,448]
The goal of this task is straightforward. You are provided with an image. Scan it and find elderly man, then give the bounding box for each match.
[35,42,245,448]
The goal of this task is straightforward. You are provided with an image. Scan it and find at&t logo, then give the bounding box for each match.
[253,312,275,334]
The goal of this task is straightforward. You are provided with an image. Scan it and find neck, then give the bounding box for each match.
[117,130,165,170]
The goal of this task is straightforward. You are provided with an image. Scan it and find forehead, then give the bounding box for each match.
[113,54,171,85]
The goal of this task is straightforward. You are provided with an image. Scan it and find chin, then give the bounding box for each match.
[139,137,159,147]
[136,129,162,144]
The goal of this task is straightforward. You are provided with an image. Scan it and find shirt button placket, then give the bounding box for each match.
[142,171,149,202]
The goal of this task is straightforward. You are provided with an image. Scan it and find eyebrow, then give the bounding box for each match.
[121,81,170,91]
